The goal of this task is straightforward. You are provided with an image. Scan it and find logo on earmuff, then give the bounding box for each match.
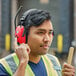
[16,31,19,33]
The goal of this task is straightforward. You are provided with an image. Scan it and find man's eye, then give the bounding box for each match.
[37,32,44,34]
[49,31,54,36]
[49,31,52,34]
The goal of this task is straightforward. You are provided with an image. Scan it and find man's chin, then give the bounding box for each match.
[39,51,48,55]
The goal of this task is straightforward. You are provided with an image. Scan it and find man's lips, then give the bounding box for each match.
[43,45,50,48]
[40,44,50,48]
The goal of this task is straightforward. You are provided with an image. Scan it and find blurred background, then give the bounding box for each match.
[0,0,76,69]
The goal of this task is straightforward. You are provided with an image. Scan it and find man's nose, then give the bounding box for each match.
[43,34,50,42]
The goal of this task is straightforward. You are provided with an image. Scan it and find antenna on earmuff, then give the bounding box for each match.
[14,6,23,29]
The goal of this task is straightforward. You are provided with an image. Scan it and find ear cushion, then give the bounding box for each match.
[15,26,26,44]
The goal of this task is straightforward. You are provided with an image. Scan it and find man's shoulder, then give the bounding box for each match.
[0,53,16,63]
[46,53,61,73]
[46,53,61,66]
[0,53,18,75]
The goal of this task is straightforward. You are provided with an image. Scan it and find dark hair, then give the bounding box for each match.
[19,9,51,29]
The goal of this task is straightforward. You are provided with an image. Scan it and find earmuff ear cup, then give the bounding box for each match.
[15,9,38,44]
[15,26,26,44]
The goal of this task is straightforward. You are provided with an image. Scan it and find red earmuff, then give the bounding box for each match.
[14,6,26,44]
[15,26,26,44]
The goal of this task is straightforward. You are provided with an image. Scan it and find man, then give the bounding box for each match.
[0,9,75,76]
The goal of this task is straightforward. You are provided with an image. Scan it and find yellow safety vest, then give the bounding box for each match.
[0,53,61,76]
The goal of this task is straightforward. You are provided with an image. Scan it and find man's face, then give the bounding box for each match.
[27,20,54,56]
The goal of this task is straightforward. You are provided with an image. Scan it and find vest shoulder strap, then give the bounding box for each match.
[0,53,18,75]
[46,54,62,76]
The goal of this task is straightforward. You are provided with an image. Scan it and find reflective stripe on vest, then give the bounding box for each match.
[0,58,13,75]
[0,53,18,76]
[42,55,58,76]
[46,54,62,76]
[0,53,59,76]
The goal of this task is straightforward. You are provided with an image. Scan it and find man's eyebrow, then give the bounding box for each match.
[37,29,54,31]
[49,30,54,31]
[37,29,46,31]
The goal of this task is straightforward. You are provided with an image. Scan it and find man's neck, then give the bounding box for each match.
[29,54,41,64]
